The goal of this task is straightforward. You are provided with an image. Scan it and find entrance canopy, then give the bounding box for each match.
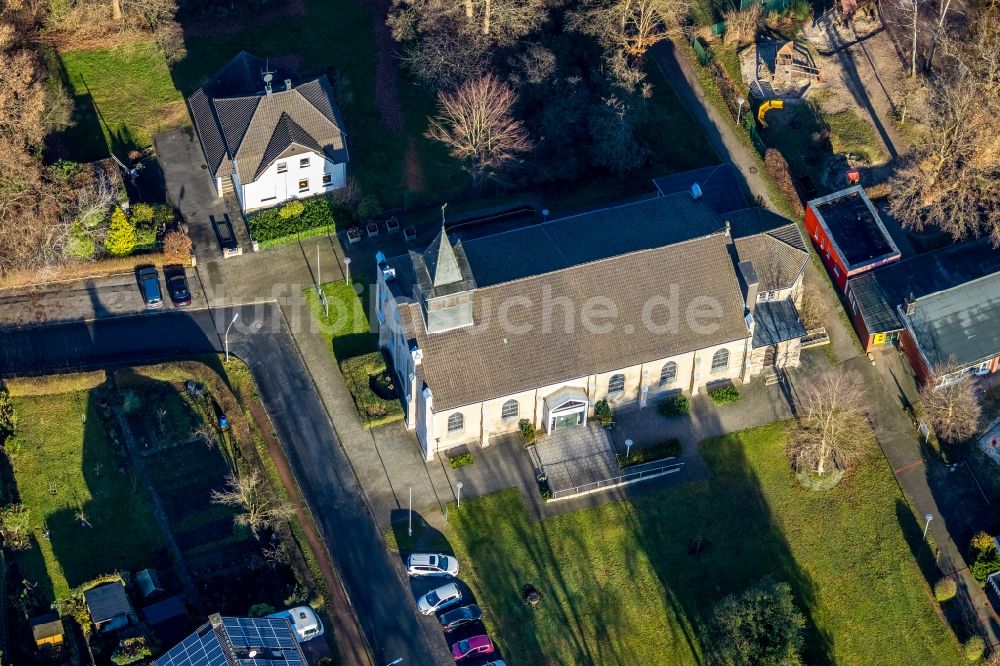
[543,387,589,432]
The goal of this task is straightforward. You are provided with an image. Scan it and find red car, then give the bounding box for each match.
[451,634,493,660]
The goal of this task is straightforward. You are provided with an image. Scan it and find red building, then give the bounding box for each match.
[804,186,901,291]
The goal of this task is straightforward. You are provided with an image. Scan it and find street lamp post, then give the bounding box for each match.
[456,481,464,508]
[923,513,934,540]
[344,257,352,286]
[625,439,633,463]
[737,97,746,125]
[385,659,403,666]
[224,312,239,363]
[408,486,413,538]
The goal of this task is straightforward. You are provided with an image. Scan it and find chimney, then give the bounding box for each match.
[284,78,293,91]
[904,295,916,316]
[209,613,223,628]
[738,260,759,315]
[691,183,703,200]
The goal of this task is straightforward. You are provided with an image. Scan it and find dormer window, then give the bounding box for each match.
[300,157,310,168]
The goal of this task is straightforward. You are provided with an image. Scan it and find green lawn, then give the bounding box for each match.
[58,42,187,162]
[6,392,165,599]
[448,423,961,665]
[305,279,377,362]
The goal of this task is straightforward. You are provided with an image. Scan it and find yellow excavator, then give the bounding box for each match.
[757,99,784,128]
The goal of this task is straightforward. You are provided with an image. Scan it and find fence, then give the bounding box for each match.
[548,461,685,501]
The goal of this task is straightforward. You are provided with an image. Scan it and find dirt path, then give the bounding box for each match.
[247,400,375,666]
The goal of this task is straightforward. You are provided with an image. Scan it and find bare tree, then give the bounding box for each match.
[920,369,982,444]
[893,0,925,77]
[888,58,1000,245]
[722,3,761,48]
[211,469,295,539]
[425,74,532,184]
[569,0,688,60]
[787,369,869,478]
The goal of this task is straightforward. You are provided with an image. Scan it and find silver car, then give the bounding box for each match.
[407,553,459,577]
[416,582,462,615]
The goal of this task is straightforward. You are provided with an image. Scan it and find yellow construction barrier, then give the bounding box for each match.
[757,99,784,128]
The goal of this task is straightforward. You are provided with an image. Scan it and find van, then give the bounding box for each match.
[267,606,324,643]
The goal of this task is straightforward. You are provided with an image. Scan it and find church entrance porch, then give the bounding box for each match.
[543,386,589,433]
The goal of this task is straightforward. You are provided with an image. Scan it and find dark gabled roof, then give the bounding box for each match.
[733,231,808,292]
[724,208,807,250]
[753,299,806,348]
[84,583,132,623]
[807,187,900,269]
[848,238,1000,335]
[143,596,187,625]
[652,163,748,214]
[401,233,751,411]
[905,272,1000,371]
[187,53,347,181]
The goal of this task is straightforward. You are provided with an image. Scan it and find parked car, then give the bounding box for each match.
[137,267,163,309]
[451,634,493,660]
[165,266,192,307]
[407,553,459,577]
[439,604,482,632]
[416,582,462,615]
[266,606,324,643]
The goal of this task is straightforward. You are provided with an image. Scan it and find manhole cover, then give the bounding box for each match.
[255,321,263,330]
[200,164,208,170]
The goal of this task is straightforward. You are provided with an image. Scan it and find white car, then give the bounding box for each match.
[267,606,324,642]
[406,553,459,577]
[416,582,462,615]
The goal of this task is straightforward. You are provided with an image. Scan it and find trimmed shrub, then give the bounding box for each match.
[519,418,536,446]
[112,637,152,665]
[933,577,957,602]
[104,207,137,257]
[709,385,741,404]
[449,452,474,469]
[357,194,383,222]
[340,352,404,428]
[594,399,613,427]
[659,395,690,417]
[970,532,1000,583]
[130,202,155,225]
[964,636,986,663]
[618,438,682,468]
[0,389,16,439]
[250,196,343,245]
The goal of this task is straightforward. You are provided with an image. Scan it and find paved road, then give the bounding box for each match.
[0,306,437,666]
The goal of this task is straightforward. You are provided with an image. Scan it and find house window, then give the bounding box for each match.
[298,179,309,192]
[447,412,464,433]
[711,349,729,372]
[608,374,625,394]
[277,162,287,173]
[660,362,677,385]
[501,400,519,420]
[322,173,333,186]
[300,157,310,168]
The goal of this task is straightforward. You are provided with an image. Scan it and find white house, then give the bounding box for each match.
[374,186,809,461]
[187,52,349,213]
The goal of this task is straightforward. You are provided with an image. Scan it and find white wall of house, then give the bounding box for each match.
[239,151,346,211]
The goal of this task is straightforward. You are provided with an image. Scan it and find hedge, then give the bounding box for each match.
[708,385,742,404]
[658,395,690,417]
[249,196,344,245]
[340,352,404,428]
[618,438,682,468]
[3,370,108,396]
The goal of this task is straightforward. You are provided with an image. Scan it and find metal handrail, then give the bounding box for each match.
[550,461,685,500]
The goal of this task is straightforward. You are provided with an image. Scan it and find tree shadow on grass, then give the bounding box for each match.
[50,58,110,163]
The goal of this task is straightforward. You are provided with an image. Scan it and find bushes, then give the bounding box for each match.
[594,399,613,427]
[618,438,682,468]
[764,149,804,218]
[249,196,343,246]
[162,230,193,262]
[963,636,986,663]
[709,385,742,404]
[111,637,152,665]
[519,418,536,446]
[659,395,690,417]
[357,195,383,222]
[339,352,404,428]
[969,531,1000,583]
[933,577,957,602]
[449,452,474,469]
[104,207,137,257]
[0,388,17,440]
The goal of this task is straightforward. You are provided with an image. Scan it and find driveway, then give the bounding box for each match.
[154,127,234,262]
[0,306,444,666]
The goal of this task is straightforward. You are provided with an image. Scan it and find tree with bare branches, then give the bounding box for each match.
[426,74,532,184]
[787,369,869,480]
[920,370,982,444]
[211,469,295,539]
[569,0,688,61]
